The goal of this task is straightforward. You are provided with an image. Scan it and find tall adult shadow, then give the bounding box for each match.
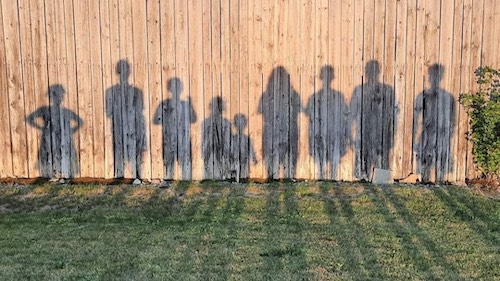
[258,66,302,179]
[153,77,196,180]
[350,60,396,180]
[305,65,349,179]
[202,97,232,179]
[26,84,83,178]
[105,59,147,178]
[413,64,455,182]
[231,113,257,180]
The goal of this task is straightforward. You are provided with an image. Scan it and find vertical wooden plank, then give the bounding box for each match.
[424,0,440,182]
[131,0,150,179]
[466,0,484,179]
[174,0,190,180]
[248,0,263,179]
[73,0,94,177]
[349,0,364,181]
[456,0,472,182]
[448,0,464,183]
[227,0,240,179]
[412,0,427,180]
[45,0,62,177]
[52,0,74,178]
[481,0,495,67]
[158,0,176,179]
[36,1,55,177]
[298,0,314,180]
[339,0,354,181]
[331,0,342,180]
[272,0,280,179]
[393,0,407,179]
[206,0,223,179]
[89,0,105,178]
[28,0,50,178]
[1,0,29,177]
[260,0,274,179]
[403,0,417,177]
[200,0,213,179]
[495,3,500,67]
[283,0,301,180]
[106,0,123,178]
[437,0,455,183]
[100,0,115,179]
[274,0,287,179]
[118,0,138,178]
[352,0,375,180]
[188,0,204,180]
[100,0,117,178]
[288,0,301,180]
[0,1,13,177]
[18,0,38,178]
[61,0,82,178]
[238,0,250,179]
[383,0,397,178]
[312,0,328,180]
[371,0,388,177]
[147,0,163,180]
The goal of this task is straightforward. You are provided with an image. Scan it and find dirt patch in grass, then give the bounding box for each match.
[128,187,156,199]
[58,186,106,197]
[21,186,53,199]
[246,185,266,196]
[185,185,204,197]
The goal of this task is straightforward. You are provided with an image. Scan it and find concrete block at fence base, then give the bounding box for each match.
[158,180,170,188]
[371,169,393,184]
[132,178,142,185]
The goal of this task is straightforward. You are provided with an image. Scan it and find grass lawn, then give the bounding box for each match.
[0,182,499,280]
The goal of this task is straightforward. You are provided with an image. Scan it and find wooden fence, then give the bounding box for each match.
[1,0,499,182]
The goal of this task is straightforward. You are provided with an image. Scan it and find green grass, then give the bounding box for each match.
[0,182,498,280]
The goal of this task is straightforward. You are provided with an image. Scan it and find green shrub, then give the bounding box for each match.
[459,66,500,179]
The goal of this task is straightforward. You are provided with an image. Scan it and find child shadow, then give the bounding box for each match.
[231,114,257,181]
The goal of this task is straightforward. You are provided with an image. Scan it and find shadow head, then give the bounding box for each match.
[233,114,248,132]
[269,66,290,82]
[365,60,380,82]
[428,64,445,88]
[167,77,183,97]
[209,97,225,115]
[320,65,335,85]
[48,84,65,105]
[115,59,131,83]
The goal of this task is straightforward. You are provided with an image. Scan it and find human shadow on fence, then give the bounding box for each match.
[232,114,258,180]
[105,59,147,179]
[26,84,83,178]
[305,65,349,179]
[350,60,396,180]
[259,66,302,179]
[202,97,232,179]
[153,78,196,180]
[413,64,455,182]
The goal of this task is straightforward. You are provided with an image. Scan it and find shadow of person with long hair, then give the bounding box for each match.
[26,84,83,178]
[258,66,302,179]
[350,60,396,180]
[153,77,196,180]
[305,65,348,179]
[202,97,232,179]
[105,59,147,179]
[413,64,456,182]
